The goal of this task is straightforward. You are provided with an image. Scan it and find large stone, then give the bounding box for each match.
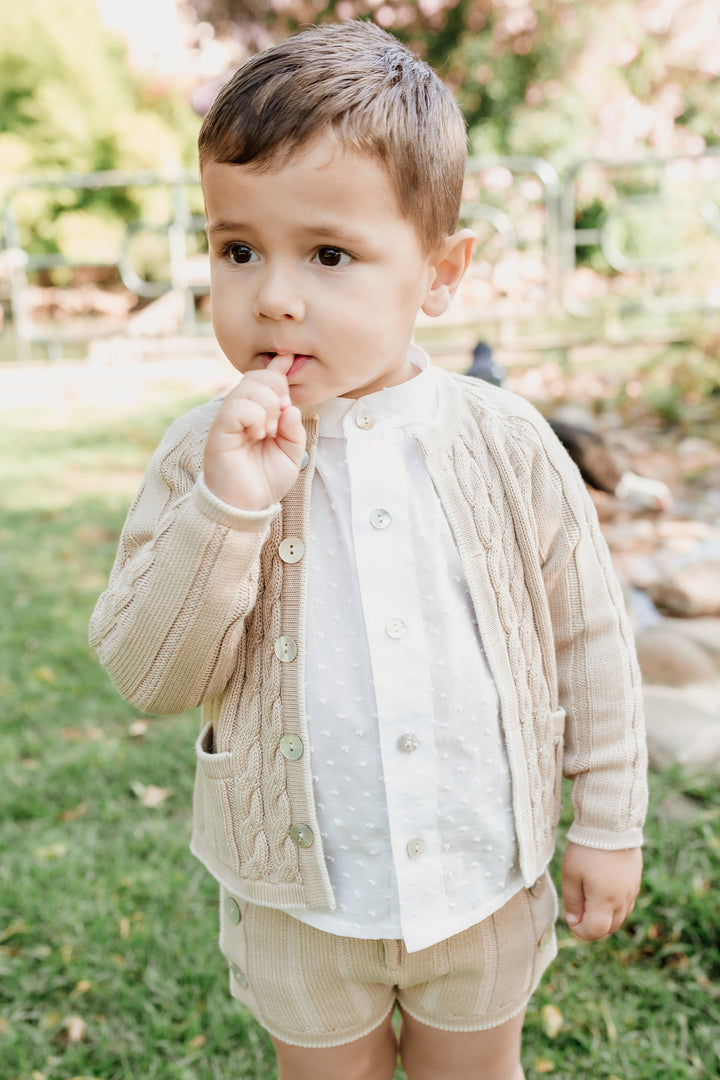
[643,685,720,777]
[659,617,720,664]
[635,624,719,686]
[647,558,720,617]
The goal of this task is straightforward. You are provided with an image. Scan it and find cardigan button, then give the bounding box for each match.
[230,962,248,989]
[279,537,305,564]
[274,635,297,662]
[279,734,304,761]
[355,411,375,430]
[300,450,310,469]
[289,824,314,848]
[223,896,242,925]
[406,837,425,859]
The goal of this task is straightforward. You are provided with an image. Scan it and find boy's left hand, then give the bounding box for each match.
[560,841,642,941]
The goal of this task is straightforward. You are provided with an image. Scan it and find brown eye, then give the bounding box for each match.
[315,246,351,267]
[224,243,256,264]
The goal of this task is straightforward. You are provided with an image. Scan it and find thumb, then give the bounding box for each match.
[276,404,307,464]
[561,870,585,930]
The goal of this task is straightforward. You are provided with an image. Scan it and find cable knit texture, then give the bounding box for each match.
[89,370,647,910]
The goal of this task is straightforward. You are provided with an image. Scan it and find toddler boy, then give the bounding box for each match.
[90,20,647,1080]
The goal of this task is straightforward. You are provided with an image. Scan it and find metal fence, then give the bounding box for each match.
[2,149,720,362]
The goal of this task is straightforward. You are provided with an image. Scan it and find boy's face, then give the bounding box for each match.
[203,134,470,406]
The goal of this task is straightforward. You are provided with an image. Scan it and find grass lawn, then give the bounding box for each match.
[1,385,719,1080]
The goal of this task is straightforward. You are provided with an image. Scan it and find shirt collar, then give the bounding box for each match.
[314,344,438,438]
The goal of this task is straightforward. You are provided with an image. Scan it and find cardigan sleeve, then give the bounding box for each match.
[89,403,278,715]
[526,417,648,849]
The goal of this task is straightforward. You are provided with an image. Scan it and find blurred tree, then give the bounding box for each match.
[182,0,720,166]
[0,0,199,180]
[0,0,201,259]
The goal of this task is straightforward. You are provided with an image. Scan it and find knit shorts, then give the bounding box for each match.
[218,871,558,1049]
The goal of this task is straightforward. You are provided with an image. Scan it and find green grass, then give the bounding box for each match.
[1,391,719,1079]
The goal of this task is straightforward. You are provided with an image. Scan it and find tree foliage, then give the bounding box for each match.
[0,0,202,262]
[183,0,720,167]
[0,0,198,181]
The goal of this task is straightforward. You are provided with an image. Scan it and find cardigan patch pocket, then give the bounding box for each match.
[193,721,247,876]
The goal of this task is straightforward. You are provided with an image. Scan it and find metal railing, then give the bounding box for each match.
[2,149,720,361]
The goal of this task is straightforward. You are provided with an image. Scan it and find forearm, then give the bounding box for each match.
[90,475,276,714]
[540,444,648,845]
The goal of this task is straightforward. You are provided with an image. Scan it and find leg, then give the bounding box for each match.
[271,1012,398,1080]
[398,1005,526,1080]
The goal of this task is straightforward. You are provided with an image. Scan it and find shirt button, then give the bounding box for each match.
[385,618,407,639]
[279,537,305,563]
[370,509,392,530]
[289,824,314,848]
[300,450,310,469]
[230,962,248,989]
[279,733,304,761]
[397,733,419,753]
[355,412,375,430]
[223,895,242,925]
[274,635,298,662]
[407,837,425,859]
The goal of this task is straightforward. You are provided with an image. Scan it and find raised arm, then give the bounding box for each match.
[89,361,305,715]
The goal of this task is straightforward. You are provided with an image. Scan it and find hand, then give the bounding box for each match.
[561,842,642,941]
[204,355,307,511]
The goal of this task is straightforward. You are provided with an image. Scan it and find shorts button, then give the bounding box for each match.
[529,875,546,898]
[223,896,242,925]
[538,924,555,952]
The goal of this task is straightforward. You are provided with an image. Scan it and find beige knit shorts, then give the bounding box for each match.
[218,871,558,1049]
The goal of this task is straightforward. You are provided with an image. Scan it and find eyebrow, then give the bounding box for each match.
[206,221,249,238]
[206,220,366,246]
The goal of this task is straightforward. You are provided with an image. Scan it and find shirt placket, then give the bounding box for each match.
[345,405,445,949]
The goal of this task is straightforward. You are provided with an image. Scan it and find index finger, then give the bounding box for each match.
[238,361,291,402]
[265,352,294,376]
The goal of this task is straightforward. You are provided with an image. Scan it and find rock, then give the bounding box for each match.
[647,558,720,617]
[658,617,720,664]
[643,685,720,777]
[635,624,718,686]
[675,437,720,475]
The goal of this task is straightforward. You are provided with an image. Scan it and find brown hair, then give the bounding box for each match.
[198,20,467,252]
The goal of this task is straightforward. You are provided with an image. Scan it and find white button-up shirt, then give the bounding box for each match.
[292,347,522,952]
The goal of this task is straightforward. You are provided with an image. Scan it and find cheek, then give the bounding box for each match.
[210,279,245,327]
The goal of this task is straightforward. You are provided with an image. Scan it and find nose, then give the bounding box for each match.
[253,262,306,322]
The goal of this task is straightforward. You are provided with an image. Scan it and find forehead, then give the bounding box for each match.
[202,134,408,232]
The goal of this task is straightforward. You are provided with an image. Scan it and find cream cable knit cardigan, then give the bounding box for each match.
[90,370,647,912]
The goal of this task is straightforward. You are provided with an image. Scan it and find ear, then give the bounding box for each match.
[421,229,475,318]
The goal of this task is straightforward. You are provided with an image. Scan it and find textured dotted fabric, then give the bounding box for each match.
[291,348,523,951]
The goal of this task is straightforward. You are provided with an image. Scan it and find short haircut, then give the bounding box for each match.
[198,20,467,252]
